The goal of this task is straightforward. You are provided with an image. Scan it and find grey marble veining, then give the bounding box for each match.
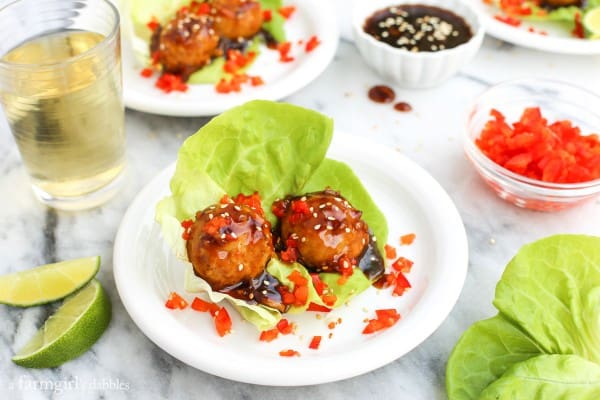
[1,33,600,400]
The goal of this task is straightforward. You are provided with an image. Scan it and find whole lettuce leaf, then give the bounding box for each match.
[446,235,600,399]
[479,355,600,399]
[156,100,389,330]
[494,235,600,363]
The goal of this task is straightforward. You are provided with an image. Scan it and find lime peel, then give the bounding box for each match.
[12,280,111,368]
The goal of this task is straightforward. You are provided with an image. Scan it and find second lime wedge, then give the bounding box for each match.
[12,280,111,368]
[0,256,100,307]
[584,7,600,39]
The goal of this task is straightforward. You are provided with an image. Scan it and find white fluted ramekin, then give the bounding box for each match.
[352,0,484,88]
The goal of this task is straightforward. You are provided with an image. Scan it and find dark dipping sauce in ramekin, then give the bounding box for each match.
[363,4,473,53]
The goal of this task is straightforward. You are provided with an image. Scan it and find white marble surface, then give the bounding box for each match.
[2,17,600,400]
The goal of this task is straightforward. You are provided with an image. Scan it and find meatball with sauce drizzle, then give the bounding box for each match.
[151,9,219,79]
[212,0,264,40]
[274,189,372,274]
[186,202,274,291]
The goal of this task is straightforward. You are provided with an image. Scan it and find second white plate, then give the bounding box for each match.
[465,0,600,54]
[113,133,469,386]
[121,0,339,116]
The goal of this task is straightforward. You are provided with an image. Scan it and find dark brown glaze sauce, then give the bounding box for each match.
[368,85,396,103]
[364,4,473,52]
[220,270,288,313]
[394,101,412,112]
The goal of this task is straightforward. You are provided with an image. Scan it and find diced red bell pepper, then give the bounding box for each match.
[165,292,188,310]
[214,307,232,337]
[308,336,322,350]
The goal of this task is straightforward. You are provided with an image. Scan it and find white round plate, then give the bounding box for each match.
[113,133,469,386]
[121,0,339,116]
[465,0,600,54]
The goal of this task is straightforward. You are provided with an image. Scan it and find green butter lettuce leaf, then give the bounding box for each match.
[493,235,600,363]
[174,100,333,224]
[184,265,281,330]
[478,355,600,400]
[446,235,600,400]
[319,270,372,308]
[260,0,286,43]
[446,315,544,400]
[187,58,225,85]
[266,259,322,313]
[303,158,389,252]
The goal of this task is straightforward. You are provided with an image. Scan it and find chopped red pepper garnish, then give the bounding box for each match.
[362,308,401,334]
[147,17,160,32]
[308,335,322,350]
[391,256,414,273]
[384,244,397,259]
[392,272,412,297]
[494,14,522,27]
[181,219,194,240]
[288,270,308,286]
[279,349,301,357]
[155,73,188,93]
[263,9,272,22]
[293,285,309,306]
[250,76,264,86]
[573,12,584,39]
[327,321,336,329]
[277,41,294,63]
[214,307,232,337]
[140,68,154,78]
[165,292,188,310]
[276,318,295,334]
[195,2,211,15]
[233,192,264,214]
[311,274,326,295]
[400,233,416,245]
[259,328,279,342]
[278,285,296,305]
[305,35,321,52]
[272,199,287,218]
[306,302,331,312]
[476,107,600,183]
[191,297,220,316]
[278,6,296,19]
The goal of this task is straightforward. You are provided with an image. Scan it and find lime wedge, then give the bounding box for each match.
[584,7,600,39]
[0,256,100,307]
[12,280,111,368]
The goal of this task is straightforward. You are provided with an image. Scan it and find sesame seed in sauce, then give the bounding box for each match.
[238,263,244,271]
[314,224,321,230]
[363,5,473,52]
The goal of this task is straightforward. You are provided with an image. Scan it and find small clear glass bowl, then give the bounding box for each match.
[464,78,600,212]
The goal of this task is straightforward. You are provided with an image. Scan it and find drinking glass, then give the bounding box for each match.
[0,0,126,210]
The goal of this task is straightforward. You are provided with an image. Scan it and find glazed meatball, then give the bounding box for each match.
[153,11,219,78]
[213,0,264,39]
[186,202,274,290]
[276,190,370,272]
